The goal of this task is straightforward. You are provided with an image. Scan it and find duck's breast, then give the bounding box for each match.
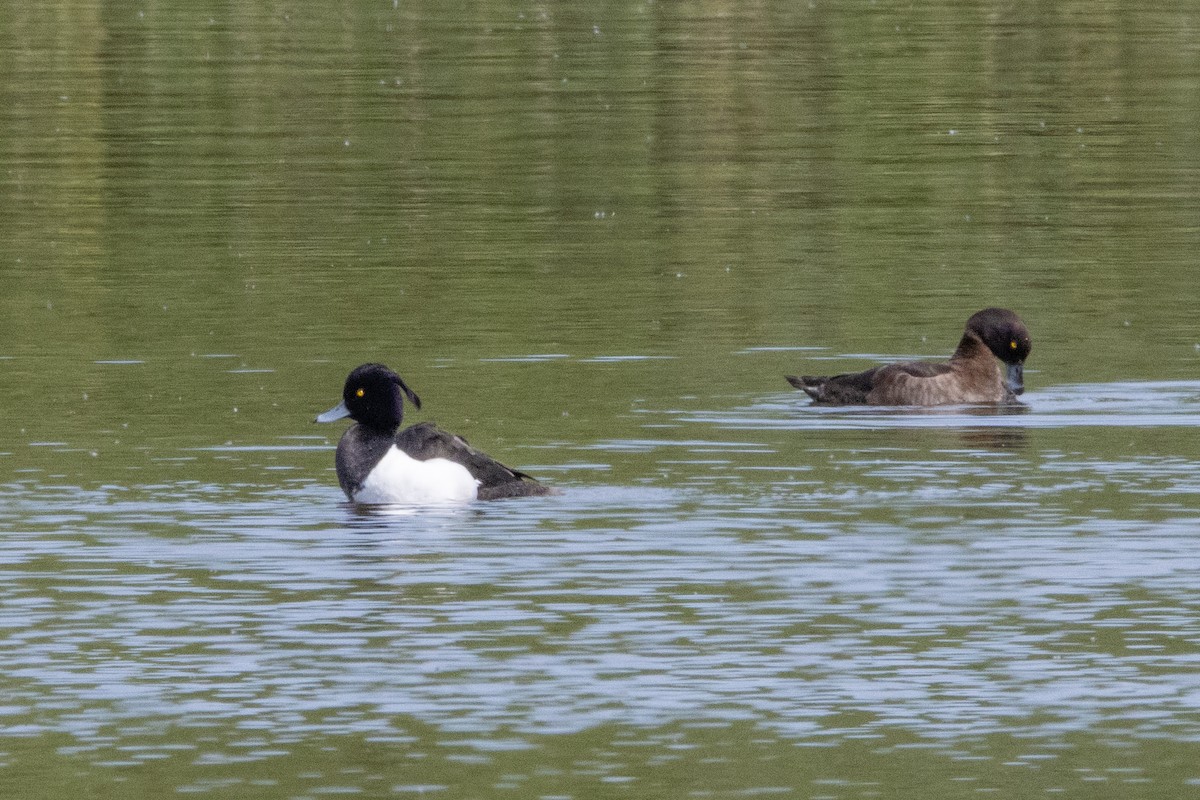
[354,446,480,504]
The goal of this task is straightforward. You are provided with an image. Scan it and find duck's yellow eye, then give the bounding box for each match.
[355,388,365,398]
[1010,339,1018,350]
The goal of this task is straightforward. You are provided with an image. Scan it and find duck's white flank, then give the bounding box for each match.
[353,446,480,505]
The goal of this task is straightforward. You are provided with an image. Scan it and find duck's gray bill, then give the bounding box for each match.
[1005,363,1025,396]
[315,400,351,423]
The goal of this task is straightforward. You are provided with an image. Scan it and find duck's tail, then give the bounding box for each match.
[785,374,826,401]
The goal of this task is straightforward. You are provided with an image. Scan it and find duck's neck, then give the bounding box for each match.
[357,422,400,442]
[950,331,1003,384]
[951,331,989,362]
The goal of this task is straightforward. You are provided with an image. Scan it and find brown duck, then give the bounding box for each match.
[786,308,1033,406]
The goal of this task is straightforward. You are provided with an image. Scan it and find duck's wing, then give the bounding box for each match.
[787,361,953,405]
[786,366,882,404]
[860,361,960,405]
[394,422,553,498]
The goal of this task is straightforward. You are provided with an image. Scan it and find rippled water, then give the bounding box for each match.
[3,378,1199,796]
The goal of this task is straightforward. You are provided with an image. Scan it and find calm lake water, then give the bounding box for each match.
[3,1,1200,798]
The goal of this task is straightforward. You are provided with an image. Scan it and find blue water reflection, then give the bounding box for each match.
[3,381,1199,766]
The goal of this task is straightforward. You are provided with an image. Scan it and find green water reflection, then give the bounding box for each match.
[6,723,1195,798]
[3,1,1198,382]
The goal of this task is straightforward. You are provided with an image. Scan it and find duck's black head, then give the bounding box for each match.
[967,308,1032,364]
[965,308,1033,395]
[315,363,422,431]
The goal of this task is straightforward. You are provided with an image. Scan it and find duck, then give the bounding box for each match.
[785,307,1032,405]
[315,363,553,504]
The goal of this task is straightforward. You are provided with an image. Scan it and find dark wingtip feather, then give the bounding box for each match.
[477,480,559,500]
